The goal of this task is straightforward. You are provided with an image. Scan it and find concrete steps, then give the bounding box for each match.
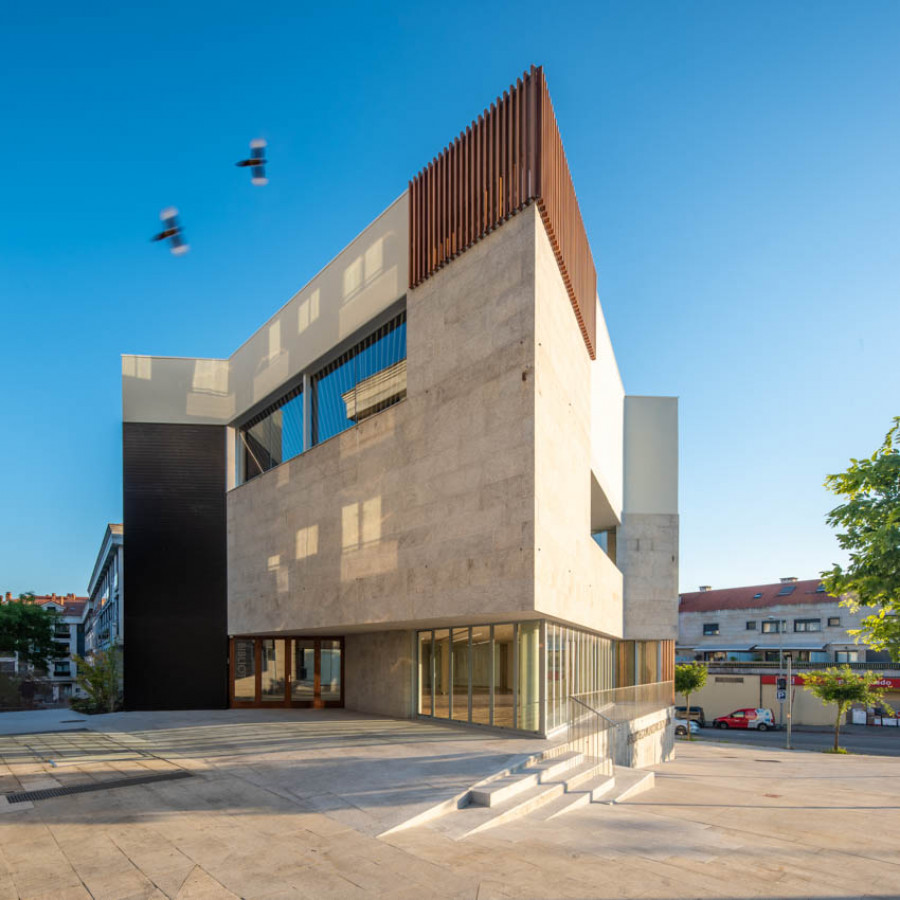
[433,747,625,838]
[603,765,655,804]
[469,751,584,807]
[393,740,660,840]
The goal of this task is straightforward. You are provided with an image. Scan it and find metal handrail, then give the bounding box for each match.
[571,696,619,726]
[568,696,615,773]
[567,681,674,775]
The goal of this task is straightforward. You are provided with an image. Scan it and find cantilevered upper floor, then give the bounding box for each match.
[122,66,678,652]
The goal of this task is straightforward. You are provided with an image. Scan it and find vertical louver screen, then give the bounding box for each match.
[408,65,597,359]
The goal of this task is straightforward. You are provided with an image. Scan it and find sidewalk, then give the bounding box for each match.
[0,708,90,735]
[1,713,899,897]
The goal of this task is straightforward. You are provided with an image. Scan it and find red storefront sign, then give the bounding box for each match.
[761,674,900,689]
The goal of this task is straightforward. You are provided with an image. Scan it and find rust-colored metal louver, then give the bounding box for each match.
[408,65,597,359]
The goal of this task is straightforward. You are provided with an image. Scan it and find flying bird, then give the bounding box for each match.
[236,138,268,185]
[151,207,189,255]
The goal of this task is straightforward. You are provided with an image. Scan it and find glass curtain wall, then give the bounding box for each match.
[451,629,469,722]
[417,624,667,734]
[493,624,515,728]
[237,309,407,485]
[417,622,540,733]
[313,313,407,444]
[470,626,491,725]
[241,387,303,481]
[545,623,615,732]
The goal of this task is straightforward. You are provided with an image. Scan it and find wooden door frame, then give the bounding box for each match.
[228,636,345,709]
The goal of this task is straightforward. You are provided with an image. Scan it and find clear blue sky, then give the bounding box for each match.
[1,1,898,597]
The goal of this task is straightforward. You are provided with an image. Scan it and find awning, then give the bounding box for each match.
[689,644,757,653]
[753,642,827,651]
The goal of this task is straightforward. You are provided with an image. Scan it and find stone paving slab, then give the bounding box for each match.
[1,712,900,897]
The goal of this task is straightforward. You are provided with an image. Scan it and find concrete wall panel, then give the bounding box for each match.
[533,214,623,638]
[124,195,408,426]
[228,207,538,636]
[344,630,414,718]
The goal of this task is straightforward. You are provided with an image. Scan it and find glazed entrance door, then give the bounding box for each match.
[230,637,343,708]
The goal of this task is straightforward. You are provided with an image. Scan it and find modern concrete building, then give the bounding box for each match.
[121,67,679,732]
[85,524,124,659]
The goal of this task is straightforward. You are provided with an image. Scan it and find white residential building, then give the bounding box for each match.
[85,524,125,658]
[678,577,887,664]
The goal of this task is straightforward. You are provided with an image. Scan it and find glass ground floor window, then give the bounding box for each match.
[229,636,343,708]
[417,622,673,734]
[417,623,540,731]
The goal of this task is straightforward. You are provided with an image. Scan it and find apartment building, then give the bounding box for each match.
[85,523,124,659]
[678,577,887,665]
[121,67,679,733]
[0,592,87,701]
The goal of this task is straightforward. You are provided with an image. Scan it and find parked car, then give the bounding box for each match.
[674,705,706,727]
[674,718,700,737]
[713,708,776,731]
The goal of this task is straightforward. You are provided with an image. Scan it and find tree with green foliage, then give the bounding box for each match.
[72,650,121,713]
[675,662,707,740]
[802,666,892,752]
[822,416,900,660]
[0,594,57,670]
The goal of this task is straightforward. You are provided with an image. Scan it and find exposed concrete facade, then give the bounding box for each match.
[534,212,624,637]
[344,630,414,719]
[122,196,407,428]
[226,205,677,649]
[227,206,537,636]
[121,84,678,733]
[619,397,679,641]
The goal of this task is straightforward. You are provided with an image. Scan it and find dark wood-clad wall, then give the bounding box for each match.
[408,65,597,359]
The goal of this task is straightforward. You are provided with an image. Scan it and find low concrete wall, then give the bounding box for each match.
[344,630,414,719]
[613,708,674,768]
[691,674,841,727]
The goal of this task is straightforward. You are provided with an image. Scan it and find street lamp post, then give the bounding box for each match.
[767,615,785,727]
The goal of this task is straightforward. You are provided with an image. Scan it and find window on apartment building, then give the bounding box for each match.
[835,650,859,663]
[828,616,841,627]
[794,619,821,632]
[702,623,719,636]
[761,620,780,633]
[745,621,756,630]
[312,312,407,444]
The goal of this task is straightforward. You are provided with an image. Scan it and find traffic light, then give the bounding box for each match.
[776,677,787,691]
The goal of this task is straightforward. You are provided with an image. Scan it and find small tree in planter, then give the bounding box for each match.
[72,650,122,713]
[802,666,892,752]
[675,662,707,740]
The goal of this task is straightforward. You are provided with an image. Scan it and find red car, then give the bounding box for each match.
[713,708,776,731]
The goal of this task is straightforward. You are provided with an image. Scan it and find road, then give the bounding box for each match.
[683,722,900,756]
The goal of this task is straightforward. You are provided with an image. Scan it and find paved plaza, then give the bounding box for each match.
[1,709,899,899]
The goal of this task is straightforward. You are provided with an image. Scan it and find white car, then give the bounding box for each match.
[674,718,700,737]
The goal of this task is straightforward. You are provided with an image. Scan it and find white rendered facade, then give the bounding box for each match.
[85,524,125,658]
